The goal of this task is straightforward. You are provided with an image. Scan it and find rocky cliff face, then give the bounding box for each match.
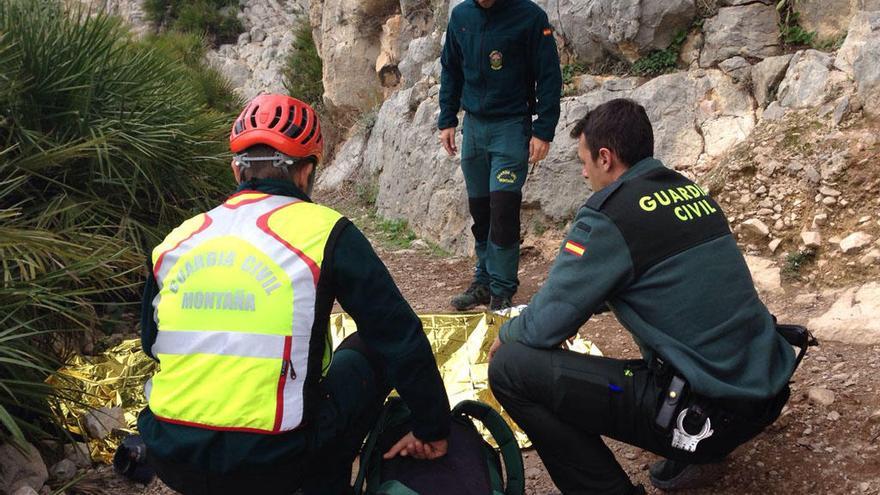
[317,0,880,251]
[207,0,309,100]
[74,0,310,100]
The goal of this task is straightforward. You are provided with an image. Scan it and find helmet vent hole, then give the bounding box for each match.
[268,106,282,129]
[303,113,318,144]
[279,106,296,133]
[249,105,260,128]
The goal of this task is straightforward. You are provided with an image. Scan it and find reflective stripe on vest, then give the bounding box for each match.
[146,191,342,433]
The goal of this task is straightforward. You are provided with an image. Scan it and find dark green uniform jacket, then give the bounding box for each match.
[439,0,562,142]
[139,179,450,472]
[500,159,796,400]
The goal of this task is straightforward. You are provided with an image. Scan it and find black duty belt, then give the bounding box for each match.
[653,323,818,452]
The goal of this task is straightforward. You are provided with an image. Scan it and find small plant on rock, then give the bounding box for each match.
[776,0,817,47]
[782,248,817,280]
[630,29,688,77]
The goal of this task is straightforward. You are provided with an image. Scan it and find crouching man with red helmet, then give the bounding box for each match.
[137,95,450,494]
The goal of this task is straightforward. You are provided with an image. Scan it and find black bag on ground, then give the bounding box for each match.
[354,398,524,495]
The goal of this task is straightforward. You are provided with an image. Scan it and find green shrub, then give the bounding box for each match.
[561,63,586,86]
[776,0,817,47]
[143,0,242,46]
[283,19,324,110]
[630,29,688,77]
[376,217,417,249]
[0,0,234,442]
[782,249,816,280]
[143,31,242,112]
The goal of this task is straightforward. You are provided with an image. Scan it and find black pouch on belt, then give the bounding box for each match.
[655,374,687,431]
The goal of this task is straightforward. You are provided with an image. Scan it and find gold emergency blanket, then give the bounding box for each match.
[50,311,600,463]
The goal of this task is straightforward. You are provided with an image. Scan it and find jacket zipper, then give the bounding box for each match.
[479,8,488,114]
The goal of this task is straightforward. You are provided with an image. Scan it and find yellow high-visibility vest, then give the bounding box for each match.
[146,191,344,433]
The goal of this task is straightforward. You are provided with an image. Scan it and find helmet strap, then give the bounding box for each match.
[233,151,298,174]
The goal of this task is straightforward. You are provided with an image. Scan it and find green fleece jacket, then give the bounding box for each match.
[439,0,562,141]
[500,158,796,400]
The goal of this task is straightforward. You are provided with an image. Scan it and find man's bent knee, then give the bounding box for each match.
[488,342,534,396]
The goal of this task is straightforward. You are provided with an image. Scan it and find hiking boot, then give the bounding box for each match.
[489,294,512,311]
[451,283,490,311]
[649,459,719,491]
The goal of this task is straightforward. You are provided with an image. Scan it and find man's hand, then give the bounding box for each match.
[439,127,458,156]
[528,137,550,164]
[383,431,448,460]
[489,335,503,361]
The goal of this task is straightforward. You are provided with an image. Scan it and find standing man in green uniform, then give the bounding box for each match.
[488,99,797,494]
[439,0,562,311]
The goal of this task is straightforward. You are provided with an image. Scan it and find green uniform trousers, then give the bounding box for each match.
[461,113,530,297]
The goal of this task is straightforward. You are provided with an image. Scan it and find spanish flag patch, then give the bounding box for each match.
[543,27,553,36]
[564,240,585,257]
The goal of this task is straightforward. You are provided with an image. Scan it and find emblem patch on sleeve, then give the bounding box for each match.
[564,241,585,257]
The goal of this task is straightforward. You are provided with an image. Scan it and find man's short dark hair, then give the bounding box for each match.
[569,98,654,167]
[238,144,315,182]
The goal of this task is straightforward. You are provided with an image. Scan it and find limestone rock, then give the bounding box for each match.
[836,10,880,75]
[777,50,834,109]
[679,30,703,68]
[861,249,880,265]
[853,38,880,117]
[752,55,793,107]
[795,0,857,40]
[82,406,126,440]
[700,4,781,68]
[315,133,369,192]
[48,460,76,484]
[398,34,441,89]
[801,231,822,248]
[840,232,873,254]
[69,0,149,35]
[376,15,402,90]
[769,238,783,253]
[744,255,784,295]
[718,56,751,84]
[0,442,48,494]
[399,0,435,48]
[12,487,39,495]
[809,283,880,344]
[315,0,392,113]
[761,101,786,121]
[633,69,755,164]
[742,218,771,238]
[807,387,835,407]
[535,0,696,63]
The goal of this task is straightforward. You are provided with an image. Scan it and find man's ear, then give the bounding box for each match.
[598,148,614,171]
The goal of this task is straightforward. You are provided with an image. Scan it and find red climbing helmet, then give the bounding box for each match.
[229,94,324,164]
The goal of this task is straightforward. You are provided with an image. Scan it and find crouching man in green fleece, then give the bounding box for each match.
[488,98,796,494]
